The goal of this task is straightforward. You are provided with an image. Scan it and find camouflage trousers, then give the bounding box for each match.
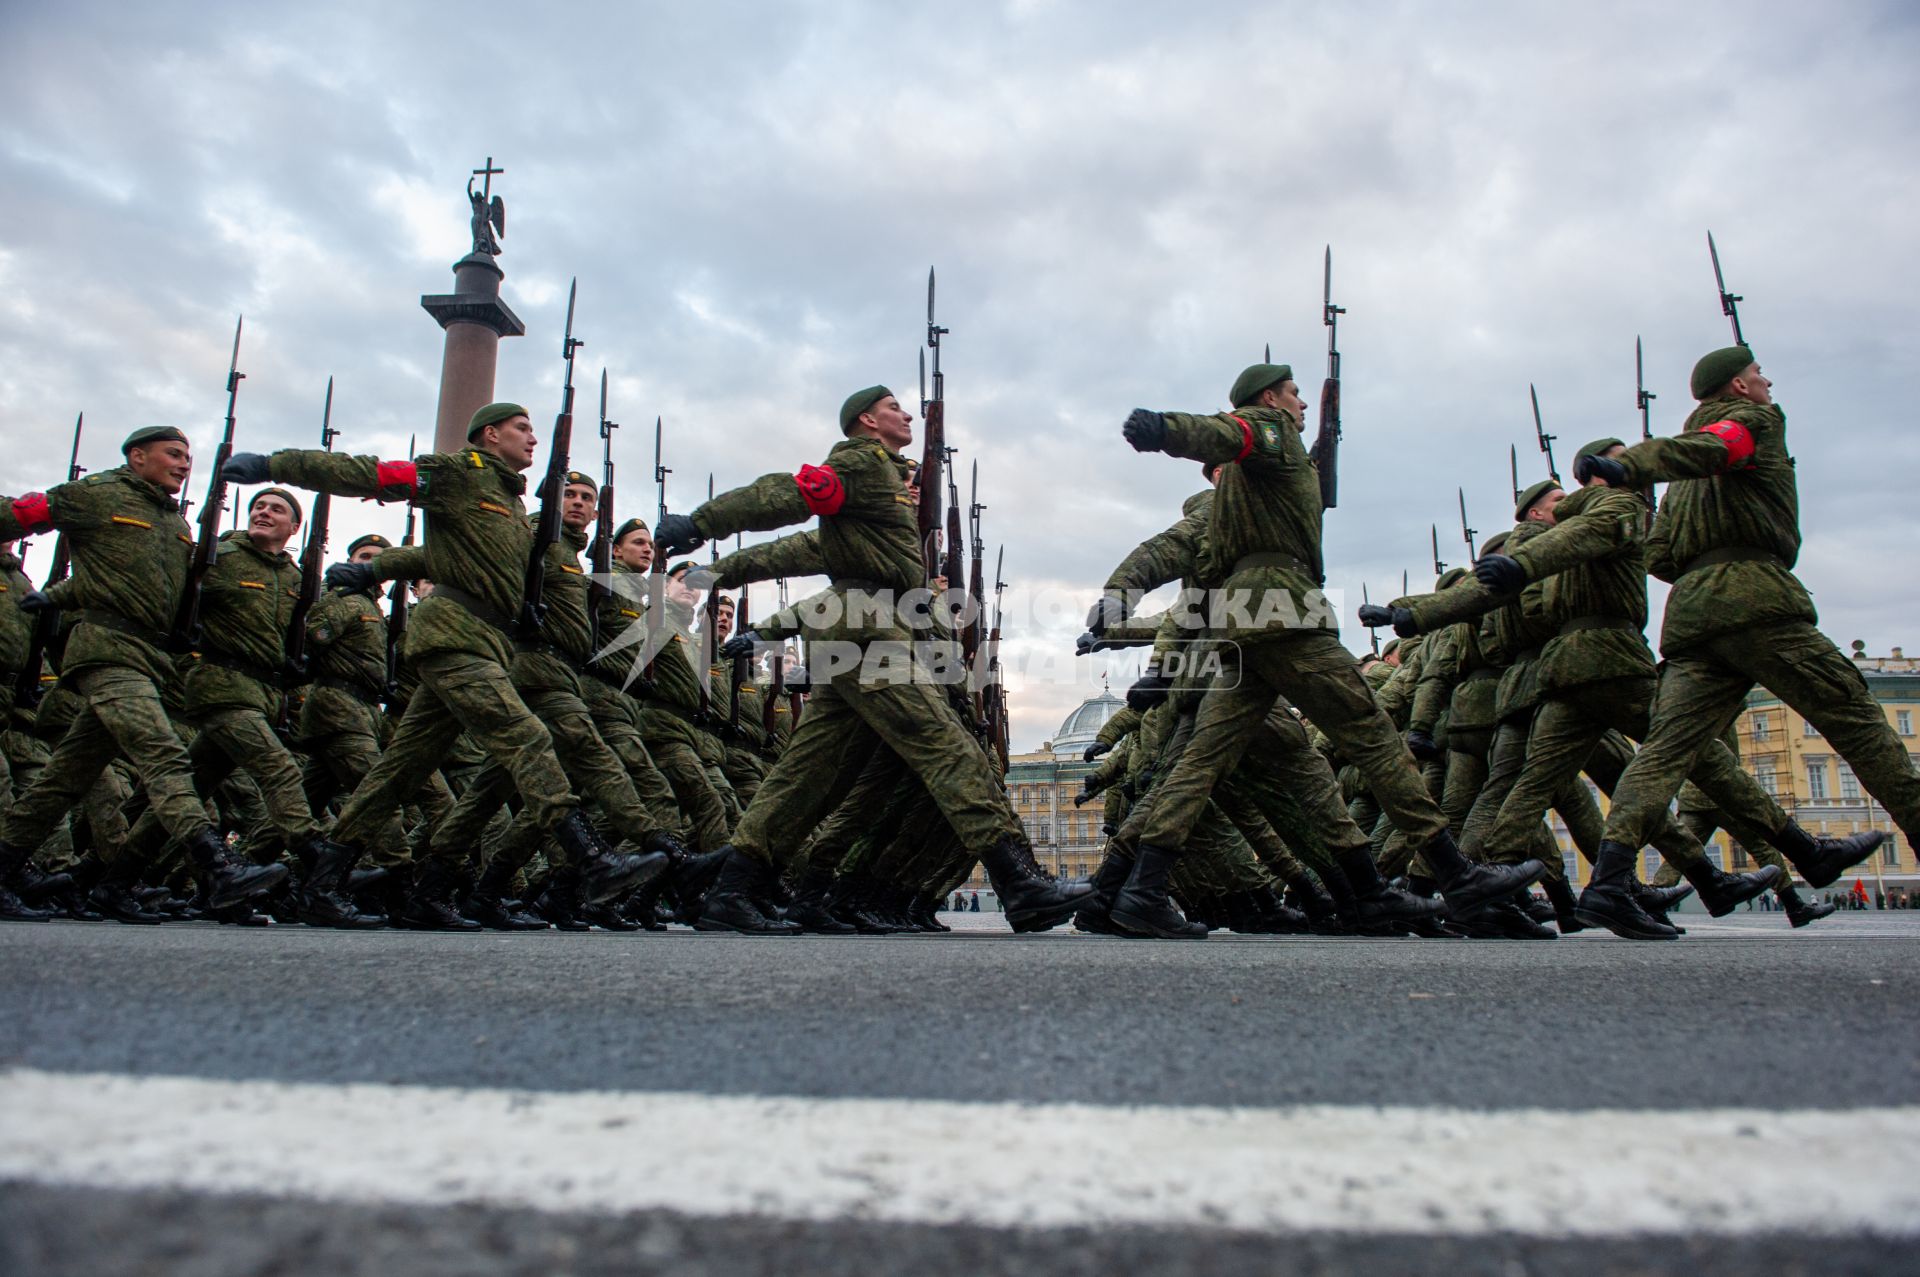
[1652,809,1793,893]
[732,653,1020,868]
[640,711,734,852]
[579,677,685,833]
[3,662,208,854]
[1607,622,1920,851]
[1460,713,1606,881]
[331,649,576,858]
[1141,631,1447,851]
[1489,676,1780,873]
[302,704,454,871]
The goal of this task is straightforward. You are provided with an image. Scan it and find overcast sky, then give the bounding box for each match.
[3,0,1916,749]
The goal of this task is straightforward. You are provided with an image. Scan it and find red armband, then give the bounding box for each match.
[10,492,52,535]
[375,459,419,492]
[1699,420,1756,470]
[1228,416,1256,463]
[794,464,846,516]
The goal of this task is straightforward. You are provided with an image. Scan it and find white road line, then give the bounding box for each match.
[2,1068,1917,1236]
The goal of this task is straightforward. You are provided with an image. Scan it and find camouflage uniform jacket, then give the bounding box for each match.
[1505,482,1657,695]
[1398,520,1554,722]
[712,530,825,590]
[271,446,531,667]
[181,529,301,718]
[0,550,32,692]
[1617,396,1812,653]
[299,583,390,738]
[0,465,193,687]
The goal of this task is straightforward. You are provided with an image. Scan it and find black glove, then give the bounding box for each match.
[1086,593,1129,634]
[1083,740,1113,763]
[17,589,52,613]
[1405,728,1443,761]
[1078,629,1125,657]
[1472,553,1526,594]
[1122,409,1167,453]
[719,630,760,661]
[221,452,273,484]
[325,561,376,592]
[785,666,812,696]
[1126,669,1174,711]
[1357,603,1395,628]
[1072,790,1092,808]
[1573,452,1628,487]
[654,512,705,557]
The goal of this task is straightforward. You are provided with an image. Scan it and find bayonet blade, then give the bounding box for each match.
[1708,231,1745,344]
[320,376,336,450]
[562,277,579,358]
[927,265,936,325]
[1264,342,1271,363]
[599,367,608,426]
[1431,524,1447,575]
[1510,444,1519,504]
[1458,487,1476,559]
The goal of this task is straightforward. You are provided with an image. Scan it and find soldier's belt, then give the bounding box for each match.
[512,638,594,677]
[202,653,292,690]
[430,583,516,634]
[1557,616,1642,636]
[313,675,383,706]
[78,608,171,650]
[643,699,709,730]
[1677,546,1784,577]
[1231,551,1322,584]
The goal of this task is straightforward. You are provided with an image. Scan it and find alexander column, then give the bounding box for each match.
[422,158,526,453]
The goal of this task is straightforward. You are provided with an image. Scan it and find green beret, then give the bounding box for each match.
[1479,530,1510,557]
[1229,363,1294,409]
[563,470,597,493]
[1689,345,1755,400]
[466,401,529,441]
[838,385,893,434]
[1437,567,1468,590]
[346,533,391,557]
[249,486,303,526]
[613,517,650,545]
[1576,437,1625,462]
[121,426,188,455]
[1514,478,1560,520]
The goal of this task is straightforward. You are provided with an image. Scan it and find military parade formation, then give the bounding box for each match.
[0,221,1909,944]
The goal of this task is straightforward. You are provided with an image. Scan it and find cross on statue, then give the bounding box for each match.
[467,156,506,257]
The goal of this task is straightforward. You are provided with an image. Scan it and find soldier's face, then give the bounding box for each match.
[248,495,298,550]
[562,482,597,531]
[351,545,383,564]
[713,601,734,643]
[484,416,540,470]
[665,572,697,607]
[1729,364,1773,406]
[129,440,193,493]
[857,396,915,453]
[616,528,653,571]
[1526,488,1565,524]
[1261,381,1307,422]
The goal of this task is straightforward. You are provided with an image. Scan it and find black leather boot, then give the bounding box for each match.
[185,828,288,911]
[1636,880,1695,911]
[294,837,384,929]
[528,867,592,930]
[831,877,896,934]
[695,847,801,935]
[1283,875,1341,934]
[1246,885,1310,934]
[86,859,166,924]
[1422,830,1544,914]
[1778,882,1836,928]
[979,834,1094,933]
[1111,844,1208,939]
[466,859,549,931]
[620,876,671,930]
[1072,853,1136,936]
[1334,846,1439,931]
[0,882,53,921]
[1574,841,1679,940]
[1679,857,1781,917]
[1453,894,1557,940]
[554,811,667,905]
[785,867,856,934]
[0,839,72,908]
[1772,822,1884,890]
[1542,876,1589,934]
[913,894,951,932]
[395,859,482,931]
[579,898,643,931]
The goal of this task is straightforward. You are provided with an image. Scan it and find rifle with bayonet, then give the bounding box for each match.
[170,316,245,652]
[642,416,670,686]
[1530,383,1560,485]
[383,436,416,710]
[1361,584,1380,657]
[917,267,948,575]
[1636,335,1660,515]
[1708,231,1745,345]
[15,412,87,706]
[519,278,582,637]
[588,368,617,655]
[1509,444,1520,507]
[986,546,1008,770]
[1457,487,1477,561]
[965,460,986,716]
[1311,245,1345,509]
[698,473,717,724]
[278,377,337,730]
[1431,524,1447,576]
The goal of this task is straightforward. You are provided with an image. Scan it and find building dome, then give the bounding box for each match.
[1050,686,1125,756]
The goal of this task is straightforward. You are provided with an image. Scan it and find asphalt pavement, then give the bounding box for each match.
[4,911,1918,1275]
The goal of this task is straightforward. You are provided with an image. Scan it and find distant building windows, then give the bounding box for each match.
[1752,714,1771,742]
[1806,761,1828,801]
[1899,710,1914,737]
[1732,842,1751,869]
[1757,764,1779,796]
[1839,763,1861,801]
[1803,719,1820,737]
[1883,835,1900,868]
